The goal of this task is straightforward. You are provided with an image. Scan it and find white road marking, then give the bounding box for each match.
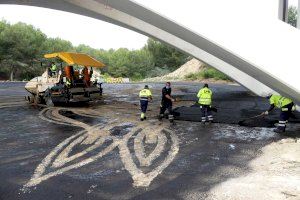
[0,101,26,109]
[24,107,179,188]
[119,128,179,187]
[134,127,167,167]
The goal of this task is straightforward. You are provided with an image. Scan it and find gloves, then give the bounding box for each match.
[262,111,269,115]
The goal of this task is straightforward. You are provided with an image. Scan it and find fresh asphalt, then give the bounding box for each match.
[0,82,299,200]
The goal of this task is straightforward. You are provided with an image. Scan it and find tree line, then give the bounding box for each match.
[0,20,188,81]
[0,7,296,81]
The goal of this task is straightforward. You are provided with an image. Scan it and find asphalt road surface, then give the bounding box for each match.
[0,82,299,200]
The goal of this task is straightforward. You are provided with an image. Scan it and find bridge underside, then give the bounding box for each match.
[0,0,299,104]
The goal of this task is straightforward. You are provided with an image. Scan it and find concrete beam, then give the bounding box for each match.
[278,0,289,22]
[297,0,300,28]
[0,0,299,105]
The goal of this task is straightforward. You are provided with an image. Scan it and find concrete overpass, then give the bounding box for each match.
[0,0,299,104]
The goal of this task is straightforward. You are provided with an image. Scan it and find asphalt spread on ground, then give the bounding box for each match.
[0,82,299,200]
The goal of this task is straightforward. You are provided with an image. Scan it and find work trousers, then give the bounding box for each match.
[140,100,148,113]
[200,104,213,122]
[159,101,174,121]
[278,102,294,131]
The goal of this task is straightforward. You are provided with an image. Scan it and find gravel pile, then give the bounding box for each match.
[144,58,205,81]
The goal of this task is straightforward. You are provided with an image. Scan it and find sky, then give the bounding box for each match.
[0,5,148,50]
[0,0,298,50]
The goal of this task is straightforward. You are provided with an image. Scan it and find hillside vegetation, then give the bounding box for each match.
[0,20,188,81]
[185,67,230,81]
[0,6,297,82]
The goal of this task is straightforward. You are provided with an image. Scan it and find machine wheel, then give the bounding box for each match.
[44,88,54,107]
[34,94,41,104]
[26,95,35,104]
[45,97,54,107]
[84,91,90,98]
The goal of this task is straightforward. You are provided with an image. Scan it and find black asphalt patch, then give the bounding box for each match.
[0,82,299,200]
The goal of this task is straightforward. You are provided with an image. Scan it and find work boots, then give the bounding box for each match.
[168,114,174,122]
[140,113,146,121]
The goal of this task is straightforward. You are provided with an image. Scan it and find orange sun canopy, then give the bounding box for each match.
[44,52,105,68]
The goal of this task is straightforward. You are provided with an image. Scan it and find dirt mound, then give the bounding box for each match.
[145,58,205,81]
[207,138,300,200]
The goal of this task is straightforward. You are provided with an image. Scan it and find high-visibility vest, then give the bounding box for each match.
[139,89,152,101]
[269,94,293,109]
[51,64,57,72]
[197,87,212,105]
[66,78,71,87]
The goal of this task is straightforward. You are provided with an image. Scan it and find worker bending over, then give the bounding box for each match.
[262,94,295,133]
[139,85,152,121]
[159,82,175,123]
[197,83,213,124]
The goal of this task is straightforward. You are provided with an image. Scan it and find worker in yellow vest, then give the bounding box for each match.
[50,62,57,77]
[66,78,71,88]
[139,85,152,121]
[262,94,295,133]
[197,83,213,124]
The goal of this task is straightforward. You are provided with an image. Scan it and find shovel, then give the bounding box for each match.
[210,107,218,113]
[238,113,265,125]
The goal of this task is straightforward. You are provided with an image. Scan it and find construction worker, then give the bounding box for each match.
[64,65,74,85]
[66,78,72,88]
[197,83,213,124]
[82,66,89,87]
[159,82,175,123]
[89,67,93,78]
[139,85,152,121]
[262,94,295,133]
[50,62,57,77]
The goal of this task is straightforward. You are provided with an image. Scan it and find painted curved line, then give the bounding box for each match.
[134,127,167,167]
[25,125,141,188]
[38,108,80,127]
[71,109,103,118]
[52,122,121,168]
[25,107,179,188]
[25,132,117,187]
[119,128,179,187]
[51,125,106,168]
[0,101,27,109]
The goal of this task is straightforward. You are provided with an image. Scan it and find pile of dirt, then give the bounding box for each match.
[207,138,300,200]
[144,58,205,81]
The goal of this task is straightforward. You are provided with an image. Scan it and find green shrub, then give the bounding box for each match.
[201,68,230,80]
[185,72,201,80]
[185,67,230,81]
